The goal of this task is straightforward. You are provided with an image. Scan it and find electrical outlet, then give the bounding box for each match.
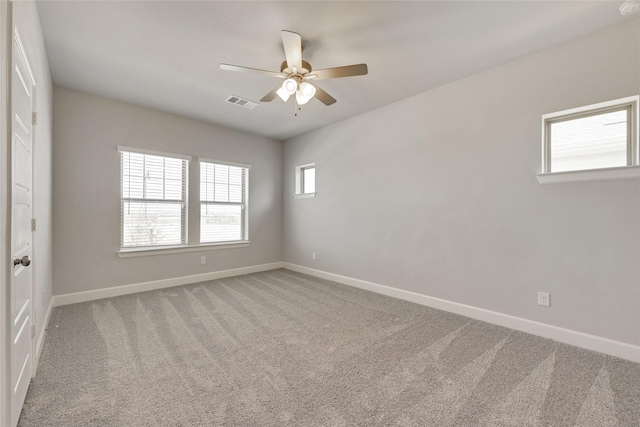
[200,256,206,265]
[538,292,550,307]
[312,252,317,261]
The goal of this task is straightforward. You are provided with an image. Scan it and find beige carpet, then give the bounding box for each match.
[19,269,640,426]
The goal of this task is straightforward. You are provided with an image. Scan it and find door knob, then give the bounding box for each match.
[13,256,31,267]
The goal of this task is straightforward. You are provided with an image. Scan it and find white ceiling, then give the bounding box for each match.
[36,1,638,140]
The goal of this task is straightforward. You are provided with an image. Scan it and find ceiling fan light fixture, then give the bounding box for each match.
[282,78,298,95]
[221,30,367,110]
[620,0,640,15]
[299,82,316,99]
[296,91,312,105]
[276,86,291,102]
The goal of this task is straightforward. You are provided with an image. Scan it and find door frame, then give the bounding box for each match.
[1,2,12,426]
[29,82,37,377]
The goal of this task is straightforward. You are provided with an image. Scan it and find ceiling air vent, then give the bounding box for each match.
[226,95,258,110]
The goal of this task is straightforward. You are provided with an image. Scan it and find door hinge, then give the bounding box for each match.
[32,112,37,126]
[31,325,35,339]
[31,218,36,231]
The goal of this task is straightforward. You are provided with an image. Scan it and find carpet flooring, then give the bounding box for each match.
[19,269,640,426]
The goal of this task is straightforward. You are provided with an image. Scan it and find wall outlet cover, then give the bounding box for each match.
[538,291,550,307]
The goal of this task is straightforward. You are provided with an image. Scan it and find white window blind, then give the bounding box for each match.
[120,149,188,248]
[200,160,249,244]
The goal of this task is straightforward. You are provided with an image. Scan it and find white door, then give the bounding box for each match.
[10,26,35,427]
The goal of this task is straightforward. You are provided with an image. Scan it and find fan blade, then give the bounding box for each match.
[220,63,285,79]
[260,84,282,102]
[281,30,302,70]
[311,84,336,106]
[310,64,368,80]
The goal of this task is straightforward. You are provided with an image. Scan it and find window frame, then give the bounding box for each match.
[118,146,191,250]
[295,163,316,198]
[537,96,640,184]
[199,157,250,245]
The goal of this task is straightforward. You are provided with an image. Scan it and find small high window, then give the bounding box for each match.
[295,163,316,198]
[538,96,639,184]
[302,166,315,193]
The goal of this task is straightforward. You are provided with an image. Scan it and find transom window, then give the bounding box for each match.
[119,147,189,249]
[200,159,249,244]
[302,166,316,194]
[295,163,316,197]
[542,96,639,174]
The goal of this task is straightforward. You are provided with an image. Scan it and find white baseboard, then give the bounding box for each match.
[33,297,54,375]
[49,260,640,363]
[52,262,284,307]
[283,263,640,363]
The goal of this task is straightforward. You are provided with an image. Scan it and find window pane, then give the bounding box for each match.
[164,159,183,200]
[303,167,315,193]
[200,163,215,202]
[124,175,144,199]
[122,152,144,198]
[201,204,242,243]
[200,163,245,202]
[200,161,248,243]
[164,157,183,180]
[229,184,242,203]
[121,150,187,249]
[229,166,243,185]
[122,201,183,247]
[144,154,165,197]
[145,176,164,199]
[214,183,229,202]
[550,109,628,172]
[215,164,229,185]
[165,178,182,200]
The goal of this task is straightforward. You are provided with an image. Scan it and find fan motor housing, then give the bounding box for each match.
[281,60,312,75]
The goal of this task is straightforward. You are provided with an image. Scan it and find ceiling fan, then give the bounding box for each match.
[220,30,368,112]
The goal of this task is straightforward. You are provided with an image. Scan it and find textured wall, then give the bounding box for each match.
[283,20,640,345]
[52,88,283,295]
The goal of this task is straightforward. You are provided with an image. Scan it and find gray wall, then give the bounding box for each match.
[52,87,282,295]
[12,0,54,354]
[283,20,640,345]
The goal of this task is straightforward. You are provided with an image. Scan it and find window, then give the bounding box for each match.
[295,163,316,197]
[200,159,249,244]
[302,166,316,193]
[119,147,189,249]
[538,96,640,184]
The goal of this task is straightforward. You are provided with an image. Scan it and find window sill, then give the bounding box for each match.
[117,241,251,258]
[536,165,640,184]
[294,192,316,199]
